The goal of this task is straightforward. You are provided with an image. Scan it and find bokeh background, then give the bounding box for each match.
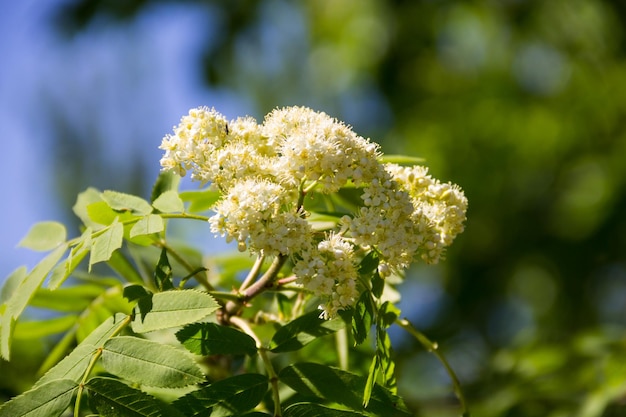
[2,0,626,415]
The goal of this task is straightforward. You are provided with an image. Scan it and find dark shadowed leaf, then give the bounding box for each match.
[173,373,268,417]
[87,377,186,417]
[269,310,345,353]
[279,363,411,417]
[176,322,257,356]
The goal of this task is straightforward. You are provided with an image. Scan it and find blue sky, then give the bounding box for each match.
[0,0,245,281]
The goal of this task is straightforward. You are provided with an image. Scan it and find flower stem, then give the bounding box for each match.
[395,318,470,417]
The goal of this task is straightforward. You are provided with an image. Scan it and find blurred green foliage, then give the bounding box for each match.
[3,0,626,415]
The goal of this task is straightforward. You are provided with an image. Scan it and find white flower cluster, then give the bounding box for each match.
[160,106,467,318]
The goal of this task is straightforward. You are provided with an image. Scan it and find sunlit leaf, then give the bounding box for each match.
[1,244,67,360]
[279,363,412,417]
[0,379,77,417]
[130,214,164,238]
[363,355,380,407]
[73,187,105,230]
[173,373,268,417]
[270,310,345,353]
[152,190,185,213]
[36,314,129,386]
[102,190,153,215]
[151,170,180,203]
[179,188,221,212]
[176,322,257,356]
[0,266,27,305]
[18,221,67,252]
[47,227,92,290]
[378,154,425,165]
[131,290,219,333]
[87,377,186,417]
[283,403,364,417]
[101,336,204,388]
[89,219,123,269]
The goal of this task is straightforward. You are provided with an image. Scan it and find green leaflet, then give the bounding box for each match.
[73,187,106,230]
[47,227,92,290]
[351,291,374,346]
[269,310,346,353]
[36,313,129,387]
[101,336,204,388]
[130,290,219,333]
[31,284,107,312]
[89,219,123,269]
[0,266,26,305]
[102,190,154,215]
[1,244,67,360]
[279,363,412,417]
[17,221,67,252]
[179,187,221,212]
[173,373,268,417]
[130,214,164,238]
[86,376,186,417]
[152,190,185,213]
[176,322,257,356]
[151,170,180,203]
[0,379,77,417]
[283,403,365,417]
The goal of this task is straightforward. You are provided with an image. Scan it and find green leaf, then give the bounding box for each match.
[0,266,27,305]
[363,355,379,408]
[173,373,268,417]
[13,315,77,340]
[283,403,365,417]
[86,376,186,417]
[102,190,153,215]
[179,188,221,212]
[151,170,180,203]
[107,250,145,285]
[378,154,425,165]
[379,302,401,329]
[176,322,257,356]
[131,290,219,333]
[101,336,204,387]
[36,314,129,386]
[358,252,379,277]
[86,201,138,228]
[153,247,174,291]
[351,291,374,346]
[370,272,384,300]
[0,379,77,417]
[89,219,124,269]
[47,227,92,290]
[18,221,67,252]
[279,363,412,417]
[269,310,346,353]
[73,187,106,230]
[1,244,67,360]
[130,214,164,238]
[152,190,185,213]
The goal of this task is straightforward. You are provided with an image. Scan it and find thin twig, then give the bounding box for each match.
[396,318,470,417]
